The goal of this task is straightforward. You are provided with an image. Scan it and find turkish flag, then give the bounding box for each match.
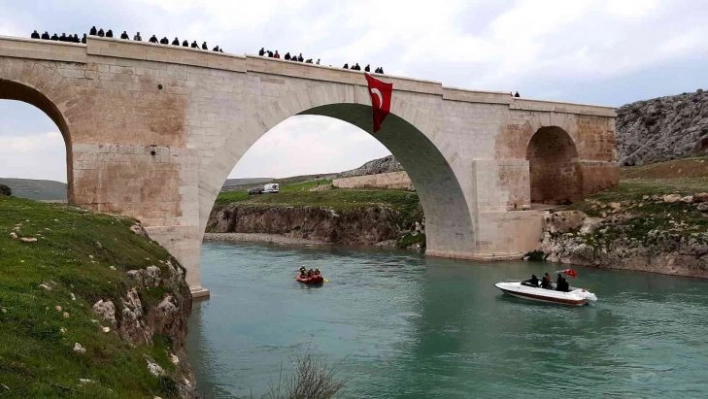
[365,73,393,133]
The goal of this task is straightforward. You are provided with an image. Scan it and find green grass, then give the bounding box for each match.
[215,180,422,225]
[0,196,187,398]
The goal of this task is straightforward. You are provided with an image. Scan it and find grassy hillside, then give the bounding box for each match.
[0,196,187,398]
[215,179,422,224]
[0,178,67,201]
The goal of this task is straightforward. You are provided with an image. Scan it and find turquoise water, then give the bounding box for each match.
[186,242,708,398]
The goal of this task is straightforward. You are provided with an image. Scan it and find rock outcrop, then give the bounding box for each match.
[207,205,423,249]
[338,155,403,178]
[617,88,708,166]
[537,208,708,278]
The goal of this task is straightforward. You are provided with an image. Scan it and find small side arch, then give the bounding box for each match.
[526,126,580,205]
[0,79,74,202]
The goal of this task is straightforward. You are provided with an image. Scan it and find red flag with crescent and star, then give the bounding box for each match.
[365,73,393,133]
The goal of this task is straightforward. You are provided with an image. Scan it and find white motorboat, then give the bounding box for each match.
[494,270,597,306]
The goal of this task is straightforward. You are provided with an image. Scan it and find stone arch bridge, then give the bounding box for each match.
[0,36,618,297]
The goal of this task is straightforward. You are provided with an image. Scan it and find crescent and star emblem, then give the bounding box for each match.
[370,88,383,107]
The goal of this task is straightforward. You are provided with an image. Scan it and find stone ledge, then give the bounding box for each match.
[190,286,211,300]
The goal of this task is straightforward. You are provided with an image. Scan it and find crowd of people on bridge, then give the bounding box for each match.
[31,30,85,43]
[30,27,225,53]
[258,47,385,74]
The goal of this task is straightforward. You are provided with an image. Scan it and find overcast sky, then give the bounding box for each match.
[2,0,708,182]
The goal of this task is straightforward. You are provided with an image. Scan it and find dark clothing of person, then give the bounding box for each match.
[258,47,265,56]
[343,63,349,69]
[364,64,370,72]
[306,59,313,64]
[541,274,552,289]
[182,40,189,47]
[89,26,97,36]
[72,34,80,43]
[379,67,384,74]
[31,30,40,39]
[556,275,569,292]
[202,42,208,50]
[219,49,223,53]
[81,34,87,44]
[149,35,158,43]
[121,31,129,40]
[522,274,539,288]
[212,46,220,52]
[97,29,104,37]
[106,30,113,38]
[50,34,59,41]
[191,41,199,48]
[41,32,50,40]
[284,52,291,60]
[172,38,180,45]
[59,34,67,42]
[134,33,142,41]
[160,37,169,45]
[297,53,303,62]
[514,91,520,98]
[353,63,361,70]
[267,51,273,57]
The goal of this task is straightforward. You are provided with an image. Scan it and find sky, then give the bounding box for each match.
[1,0,708,183]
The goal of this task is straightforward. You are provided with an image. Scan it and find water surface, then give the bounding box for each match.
[187,242,708,398]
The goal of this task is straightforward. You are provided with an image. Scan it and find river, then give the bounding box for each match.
[186,242,708,398]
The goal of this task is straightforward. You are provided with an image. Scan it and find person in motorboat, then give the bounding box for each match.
[541,273,552,289]
[521,274,539,287]
[556,274,570,292]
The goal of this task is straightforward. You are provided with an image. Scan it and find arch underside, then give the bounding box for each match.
[526,126,580,205]
[301,104,476,255]
[0,79,73,202]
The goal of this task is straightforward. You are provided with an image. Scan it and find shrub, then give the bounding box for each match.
[0,184,11,196]
[265,349,346,399]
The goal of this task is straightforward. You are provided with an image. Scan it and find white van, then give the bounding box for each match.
[263,183,280,193]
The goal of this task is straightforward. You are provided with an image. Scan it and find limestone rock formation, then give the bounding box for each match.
[338,155,403,178]
[617,88,708,166]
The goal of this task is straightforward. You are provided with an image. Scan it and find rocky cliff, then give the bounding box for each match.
[338,155,403,178]
[207,204,424,249]
[617,89,708,166]
[535,194,708,278]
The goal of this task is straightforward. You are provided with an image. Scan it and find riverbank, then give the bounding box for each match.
[210,180,425,251]
[535,157,708,278]
[204,232,330,246]
[0,196,194,398]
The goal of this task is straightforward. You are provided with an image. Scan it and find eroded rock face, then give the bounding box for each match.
[92,299,116,325]
[338,155,403,178]
[207,205,415,246]
[538,212,708,278]
[99,259,194,397]
[617,89,708,166]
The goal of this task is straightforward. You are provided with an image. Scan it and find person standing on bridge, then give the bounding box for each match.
[41,31,50,40]
[259,47,265,56]
[106,29,113,38]
[134,32,142,41]
[31,30,40,39]
[89,26,97,36]
[172,37,180,46]
[81,34,87,44]
[514,91,520,98]
[120,31,129,40]
[284,52,291,60]
[202,41,208,50]
[274,50,280,58]
[97,28,105,37]
[364,64,370,72]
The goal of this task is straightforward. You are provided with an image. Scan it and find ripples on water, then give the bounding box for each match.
[186,242,708,398]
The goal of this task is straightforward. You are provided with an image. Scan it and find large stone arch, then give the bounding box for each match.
[526,126,580,204]
[199,83,476,259]
[0,78,74,202]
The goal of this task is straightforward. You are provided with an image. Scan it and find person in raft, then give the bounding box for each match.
[299,266,307,278]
